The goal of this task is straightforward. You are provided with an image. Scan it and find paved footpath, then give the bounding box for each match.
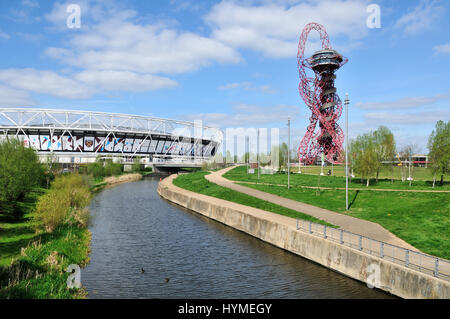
[205,166,419,251]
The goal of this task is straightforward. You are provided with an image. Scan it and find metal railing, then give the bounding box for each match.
[295,219,450,281]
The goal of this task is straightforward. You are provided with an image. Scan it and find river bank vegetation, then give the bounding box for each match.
[0,140,147,298]
[0,173,92,298]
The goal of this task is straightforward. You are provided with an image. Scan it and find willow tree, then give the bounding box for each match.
[427,120,450,187]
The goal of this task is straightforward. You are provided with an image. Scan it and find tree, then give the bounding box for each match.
[427,120,450,186]
[132,156,142,172]
[87,156,105,178]
[373,126,396,183]
[278,142,289,172]
[43,152,61,189]
[351,132,381,186]
[0,139,43,215]
[401,144,416,186]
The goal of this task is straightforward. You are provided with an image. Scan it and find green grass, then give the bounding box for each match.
[288,164,449,181]
[0,188,46,267]
[173,171,336,227]
[225,166,450,190]
[0,226,90,298]
[236,182,450,259]
[0,177,93,298]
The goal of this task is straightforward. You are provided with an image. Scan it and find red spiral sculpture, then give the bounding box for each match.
[297,22,348,164]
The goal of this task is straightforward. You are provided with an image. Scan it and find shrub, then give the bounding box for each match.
[35,174,92,232]
[87,161,104,178]
[0,139,44,214]
[104,159,122,176]
[35,191,70,232]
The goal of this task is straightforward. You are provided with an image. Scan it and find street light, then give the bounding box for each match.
[344,93,350,211]
[257,128,260,180]
[287,116,291,189]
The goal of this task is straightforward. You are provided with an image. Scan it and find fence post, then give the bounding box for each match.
[309,221,312,234]
[380,242,384,258]
[434,258,439,277]
[359,236,362,250]
[405,250,409,267]
[323,226,327,239]
[340,229,344,244]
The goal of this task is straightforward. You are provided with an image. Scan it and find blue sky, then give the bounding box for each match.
[0,0,449,153]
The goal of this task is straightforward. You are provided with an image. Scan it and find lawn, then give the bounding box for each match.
[224,166,450,190]
[288,164,449,182]
[173,171,335,227]
[0,188,45,267]
[236,182,450,259]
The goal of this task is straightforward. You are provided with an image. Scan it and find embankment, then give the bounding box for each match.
[158,174,450,299]
[104,173,143,186]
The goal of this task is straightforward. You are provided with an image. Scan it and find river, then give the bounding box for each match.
[82,177,394,298]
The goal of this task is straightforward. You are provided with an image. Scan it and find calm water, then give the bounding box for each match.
[82,178,394,299]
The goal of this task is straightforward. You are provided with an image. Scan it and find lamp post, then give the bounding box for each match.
[287,116,291,189]
[257,128,260,180]
[344,93,350,211]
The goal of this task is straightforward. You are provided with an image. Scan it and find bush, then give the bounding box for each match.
[0,139,43,213]
[104,159,122,176]
[87,161,104,178]
[87,157,123,178]
[35,174,92,232]
[35,191,70,232]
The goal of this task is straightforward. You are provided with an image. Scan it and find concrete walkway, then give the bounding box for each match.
[205,166,419,251]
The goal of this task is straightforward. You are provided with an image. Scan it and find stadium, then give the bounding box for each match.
[0,108,222,171]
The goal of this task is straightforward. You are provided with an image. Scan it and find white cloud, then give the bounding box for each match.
[433,43,450,55]
[0,31,9,39]
[204,0,369,58]
[21,0,39,8]
[0,68,179,99]
[217,81,277,93]
[0,85,36,106]
[74,70,177,92]
[395,0,444,35]
[46,12,241,75]
[363,109,450,125]
[0,69,93,99]
[182,103,299,128]
[356,93,450,110]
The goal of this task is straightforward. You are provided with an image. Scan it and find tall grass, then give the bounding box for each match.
[0,174,93,298]
[35,174,91,232]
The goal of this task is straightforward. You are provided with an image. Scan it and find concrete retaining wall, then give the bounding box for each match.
[158,179,450,299]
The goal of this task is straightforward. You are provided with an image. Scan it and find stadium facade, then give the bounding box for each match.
[0,108,222,170]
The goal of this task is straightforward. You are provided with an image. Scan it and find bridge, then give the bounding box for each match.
[0,108,222,171]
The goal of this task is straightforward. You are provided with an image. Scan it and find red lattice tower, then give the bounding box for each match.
[297,22,348,164]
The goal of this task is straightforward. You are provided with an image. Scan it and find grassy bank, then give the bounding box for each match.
[287,164,450,182]
[0,175,92,298]
[224,166,450,190]
[235,182,449,259]
[0,189,44,268]
[173,171,336,227]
